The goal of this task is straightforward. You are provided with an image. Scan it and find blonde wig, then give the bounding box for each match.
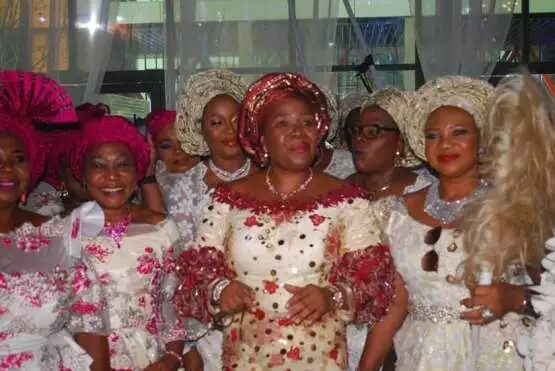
[463,73,555,280]
[175,69,248,156]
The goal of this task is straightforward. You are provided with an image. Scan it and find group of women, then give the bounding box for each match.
[1,66,554,371]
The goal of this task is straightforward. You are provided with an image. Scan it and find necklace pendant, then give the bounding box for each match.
[447,241,458,252]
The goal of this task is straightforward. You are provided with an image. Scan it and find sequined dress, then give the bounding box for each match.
[82,219,184,370]
[387,198,528,371]
[0,206,108,370]
[174,183,395,370]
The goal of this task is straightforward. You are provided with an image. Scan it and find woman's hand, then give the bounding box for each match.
[285,284,334,325]
[219,280,255,314]
[182,347,204,371]
[460,282,525,325]
[146,134,157,177]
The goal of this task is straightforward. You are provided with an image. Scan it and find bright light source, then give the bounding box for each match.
[76,14,103,36]
[38,15,46,23]
[116,16,124,22]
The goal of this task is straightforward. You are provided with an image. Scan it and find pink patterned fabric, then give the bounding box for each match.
[146,109,176,141]
[70,115,150,182]
[0,70,77,124]
[238,72,330,165]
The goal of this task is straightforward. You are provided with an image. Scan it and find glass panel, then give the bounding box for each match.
[335,70,416,97]
[97,92,151,122]
[530,17,555,61]
[531,0,555,13]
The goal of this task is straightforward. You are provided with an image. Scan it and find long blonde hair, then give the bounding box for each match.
[463,72,555,280]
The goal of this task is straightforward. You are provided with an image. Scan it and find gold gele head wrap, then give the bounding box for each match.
[406,76,495,161]
[175,69,248,156]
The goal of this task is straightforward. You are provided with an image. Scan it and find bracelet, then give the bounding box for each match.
[328,285,345,310]
[211,278,231,306]
[142,175,157,185]
[164,350,183,366]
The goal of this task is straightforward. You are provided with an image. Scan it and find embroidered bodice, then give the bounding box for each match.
[0,211,108,370]
[82,218,184,370]
[174,183,394,370]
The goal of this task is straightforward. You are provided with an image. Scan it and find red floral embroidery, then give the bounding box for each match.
[251,308,266,320]
[0,352,33,369]
[278,317,294,327]
[0,238,12,248]
[286,346,301,360]
[85,244,111,263]
[145,316,158,335]
[71,218,80,239]
[243,216,258,227]
[263,280,279,294]
[72,299,100,314]
[98,272,111,285]
[0,273,7,290]
[230,328,239,342]
[72,264,92,295]
[58,360,71,371]
[328,344,340,360]
[144,247,153,254]
[309,214,326,226]
[0,307,7,316]
[16,235,50,252]
[136,254,160,275]
[138,295,147,308]
[270,353,285,366]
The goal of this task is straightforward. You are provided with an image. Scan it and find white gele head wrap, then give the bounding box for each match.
[175,69,248,156]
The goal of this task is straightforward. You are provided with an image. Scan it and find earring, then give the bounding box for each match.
[394,151,403,167]
[59,186,70,202]
[19,193,28,205]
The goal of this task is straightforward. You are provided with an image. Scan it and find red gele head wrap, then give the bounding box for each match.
[145,109,176,141]
[70,115,150,183]
[238,72,330,165]
[0,70,78,187]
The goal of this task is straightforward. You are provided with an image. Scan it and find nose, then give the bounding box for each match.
[438,135,453,149]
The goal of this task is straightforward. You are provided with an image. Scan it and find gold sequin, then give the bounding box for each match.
[502,340,515,353]
[447,241,458,252]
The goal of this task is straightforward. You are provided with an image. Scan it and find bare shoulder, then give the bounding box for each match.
[131,205,167,225]
[310,172,348,194]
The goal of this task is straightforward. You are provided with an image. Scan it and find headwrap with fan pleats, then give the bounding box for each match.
[70,115,150,183]
[0,70,77,186]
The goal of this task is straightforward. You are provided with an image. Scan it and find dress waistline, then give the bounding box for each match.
[408,303,461,324]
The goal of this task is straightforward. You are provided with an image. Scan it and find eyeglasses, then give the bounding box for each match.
[422,227,441,272]
[348,124,400,141]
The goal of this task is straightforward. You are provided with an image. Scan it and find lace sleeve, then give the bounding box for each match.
[173,192,237,328]
[155,161,182,206]
[329,198,395,327]
[67,254,109,335]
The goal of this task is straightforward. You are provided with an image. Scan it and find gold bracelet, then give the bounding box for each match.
[164,350,183,366]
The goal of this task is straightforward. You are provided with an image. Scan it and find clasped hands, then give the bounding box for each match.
[218,280,335,324]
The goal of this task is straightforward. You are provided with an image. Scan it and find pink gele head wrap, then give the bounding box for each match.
[70,115,150,183]
[0,70,78,187]
[145,109,176,141]
[238,72,330,165]
[0,114,45,186]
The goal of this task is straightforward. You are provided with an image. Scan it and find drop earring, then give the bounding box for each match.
[394,151,403,167]
[19,193,28,205]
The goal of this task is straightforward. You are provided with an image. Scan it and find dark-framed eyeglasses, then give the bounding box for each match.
[348,124,400,141]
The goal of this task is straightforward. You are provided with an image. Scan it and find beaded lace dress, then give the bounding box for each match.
[82,218,185,370]
[386,197,530,371]
[0,203,108,370]
[173,183,395,370]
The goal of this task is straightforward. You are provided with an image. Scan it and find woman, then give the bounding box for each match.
[455,74,555,370]
[313,87,356,179]
[173,72,395,370]
[70,115,190,370]
[346,88,434,200]
[346,88,434,370]
[0,71,110,369]
[359,76,530,371]
[146,109,200,202]
[166,69,253,370]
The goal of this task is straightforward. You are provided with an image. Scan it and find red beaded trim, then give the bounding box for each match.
[213,183,369,215]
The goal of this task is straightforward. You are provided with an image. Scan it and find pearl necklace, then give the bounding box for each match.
[104,213,132,248]
[265,167,314,200]
[208,158,251,182]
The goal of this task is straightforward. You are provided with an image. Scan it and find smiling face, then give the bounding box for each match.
[0,132,31,207]
[261,96,320,172]
[83,142,136,210]
[154,123,198,174]
[202,94,243,161]
[349,106,403,174]
[424,106,480,179]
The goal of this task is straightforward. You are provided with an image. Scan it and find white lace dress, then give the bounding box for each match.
[0,203,108,370]
[21,181,64,217]
[166,161,222,371]
[82,219,185,370]
[387,198,528,371]
[346,170,436,371]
